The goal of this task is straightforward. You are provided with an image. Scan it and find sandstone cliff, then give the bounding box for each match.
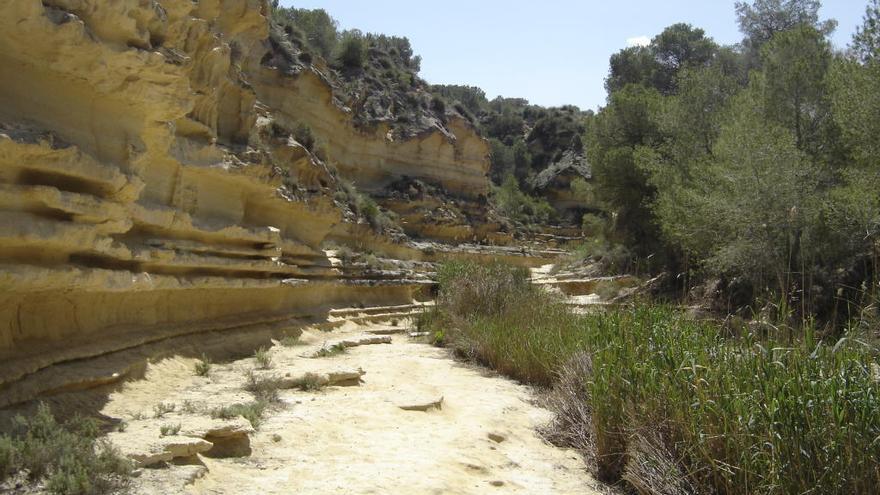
[0,0,490,406]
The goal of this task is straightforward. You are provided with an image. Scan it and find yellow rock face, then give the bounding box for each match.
[0,0,487,405]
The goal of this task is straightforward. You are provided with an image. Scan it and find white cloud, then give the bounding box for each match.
[626,36,651,48]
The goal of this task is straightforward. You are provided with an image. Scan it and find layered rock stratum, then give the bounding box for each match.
[0,0,496,407]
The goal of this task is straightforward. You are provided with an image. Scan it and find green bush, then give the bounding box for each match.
[335,30,366,69]
[194,355,212,377]
[211,401,270,429]
[0,403,133,494]
[254,347,273,370]
[492,175,555,226]
[293,123,316,152]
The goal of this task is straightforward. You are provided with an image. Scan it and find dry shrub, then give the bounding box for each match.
[542,351,596,465]
[623,429,700,495]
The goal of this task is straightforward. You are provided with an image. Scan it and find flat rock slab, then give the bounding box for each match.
[365,328,408,335]
[336,335,393,347]
[181,417,254,439]
[271,367,366,388]
[397,395,444,412]
[109,428,213,467]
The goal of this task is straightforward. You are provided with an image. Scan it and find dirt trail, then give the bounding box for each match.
[102,316,603,494]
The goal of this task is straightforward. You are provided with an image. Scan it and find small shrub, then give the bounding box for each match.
[293,123,316,151]
[280,335,304,347]
[492,175,555,226]
[254,347,273,370]
[211,401,270,429]
[580,213,606,237]
[430,95,446,114]
[244,371,282,403]
[152,402,176,418]
[159,424,181,437]
[181,400,199,414]
[194,355,212,377]
[0,403,133,494]
[311,343,348,358]
[335,30,366,69]
[288,373,326,392]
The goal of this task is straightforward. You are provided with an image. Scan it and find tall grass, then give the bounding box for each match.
[423,260,880,495]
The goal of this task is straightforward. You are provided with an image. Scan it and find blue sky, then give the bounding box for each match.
[279,1,869,111]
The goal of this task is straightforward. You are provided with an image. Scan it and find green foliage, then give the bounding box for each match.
[607,23,718,95]
[336,180,397,232]
[487,138,531,184]
[287,373,326,392]
[587,84,663,252]
[491,175,555,226]
[293,123,316,152]
[244,371,282,404]
[829,57,880,166]
[159,424,181,437]
[852,0,880,62]
[760,25,834,154]
[254,347,273,370]
[648,87,822,295]
[280,335,304,347]
[211,401,270,429]
[430,84,488,115]
[334,30,366,69]
[735,0,836,62]
[425,262,880,494]
[194,355,212,377]
[272,6,338,59]
[0,403,132,494]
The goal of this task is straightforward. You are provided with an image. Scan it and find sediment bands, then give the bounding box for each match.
[0,0,488,404]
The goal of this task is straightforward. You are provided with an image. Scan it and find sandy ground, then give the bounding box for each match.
[102,319,602,495]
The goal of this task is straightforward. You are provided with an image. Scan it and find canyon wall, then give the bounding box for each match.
[0,0,488,406]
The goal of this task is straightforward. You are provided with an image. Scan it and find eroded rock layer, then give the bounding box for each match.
[0,0,488,406]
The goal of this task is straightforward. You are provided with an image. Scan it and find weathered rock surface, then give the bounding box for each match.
[0,0,491,406]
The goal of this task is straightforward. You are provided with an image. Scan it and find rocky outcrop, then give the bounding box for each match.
[251,66,490,199]
[0,0,488,406]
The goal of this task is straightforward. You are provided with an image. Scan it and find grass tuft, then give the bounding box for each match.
[311,343,348,358]
[152,402,176,419]
[211,402,270,430]
[288,373,326,392]
[280,335,304,347]
[254,347,273,370]
[159,424,181,437]
[194,355,212,377]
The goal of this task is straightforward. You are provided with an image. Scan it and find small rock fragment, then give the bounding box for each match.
[487,432,507,444]
[397,395,443,412]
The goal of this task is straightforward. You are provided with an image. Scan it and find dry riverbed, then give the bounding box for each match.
[101,318,603,494]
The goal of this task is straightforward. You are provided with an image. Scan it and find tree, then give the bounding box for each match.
[588,84,664,252]
[606,46,660,94]
[829,58,880,166]
[852,0,880,63]
[274,7,338,59]
[651,24,718,94]
[606,24,718,95]
[649,88,821,295]
[735,0,836,64]
[760,26,834,156]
